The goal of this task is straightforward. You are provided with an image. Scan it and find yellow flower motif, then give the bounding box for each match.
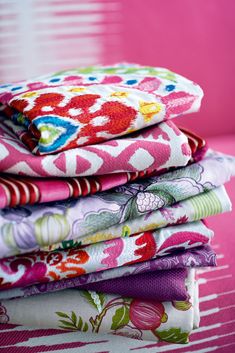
[69,87,86,92]
[111,91,129,98]
[139,101,162,122]
[136,222,166,233]
[81,232,117,245]
[22,91,37,98]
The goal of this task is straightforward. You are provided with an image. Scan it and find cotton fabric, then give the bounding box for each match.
[0,64,203,155]
[0,151,233,259]
[0,221,212,290]
[0,117,192,177]
[0,127,207,208]
[0,271,199,344]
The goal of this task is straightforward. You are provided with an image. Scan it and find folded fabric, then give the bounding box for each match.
[0,170,151,209]
[0,63,203,155]
[3,268,190,302]
[0,220,213,290]
[0,244,215,300]
[0,117,192,177]
[0,127,207,208]
[48,185,231,252]
[76,268,189,301]
[0,274,199,343]
[0,151,234,259]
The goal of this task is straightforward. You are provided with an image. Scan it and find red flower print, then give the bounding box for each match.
[124,232,157,266]
[46,252,63,266]
[10,91,137,148]
[55,249,89,278]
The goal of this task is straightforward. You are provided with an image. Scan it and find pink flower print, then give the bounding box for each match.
[63,75,83,85]
[137,77,161,92]
[27,82,49,91]
[161,91,196,118]
[101,238,124,269]
[101,76,123,84]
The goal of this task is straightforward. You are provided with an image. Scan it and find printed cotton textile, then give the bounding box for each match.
[0,221,212,290]
[0,151,234,259]
[48,185,231,252]
[0,274,199,343]
[0,170,151,209]
[0,128,207,208]
[0,117,192,177]
[0,64,203,155]
[0,245,216,301]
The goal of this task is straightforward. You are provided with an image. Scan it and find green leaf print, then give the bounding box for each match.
[77,316,83,330]
[55,311,70,319]
[155,327,189,344]
[81,290,105,312]
[111,305,130,330]
[81,291,98,310]
[119,198,136,222]
[71,311,77,325]
[55,311,89,332]
[98,292,105,308]
[60,239,82,250]
[58,319,76,328]
[83,322,89,332]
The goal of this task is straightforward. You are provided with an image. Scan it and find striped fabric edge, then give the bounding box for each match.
[0,169,152,208]
[190,189,222,220]
[0,176,40,208]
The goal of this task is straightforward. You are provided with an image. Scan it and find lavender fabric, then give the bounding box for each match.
[77,268,189,301]
[0,245,216,300]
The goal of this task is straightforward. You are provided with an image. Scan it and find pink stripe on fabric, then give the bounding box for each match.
[33,179,71,203]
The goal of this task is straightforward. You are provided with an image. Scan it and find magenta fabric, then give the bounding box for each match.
[0,126,207,209]
[77,268,188,301]
[0,170,152,209]
[0,118,191,177]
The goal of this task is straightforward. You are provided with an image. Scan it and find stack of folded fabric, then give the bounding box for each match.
[0,64,234,345]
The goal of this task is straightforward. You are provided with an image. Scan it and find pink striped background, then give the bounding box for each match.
[0,0,122,81]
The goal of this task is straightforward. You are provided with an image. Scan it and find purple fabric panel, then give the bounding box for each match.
[77,268,189,301]
[10,244,215,300]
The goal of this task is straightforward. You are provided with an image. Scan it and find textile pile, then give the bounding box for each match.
[0,64,234,345]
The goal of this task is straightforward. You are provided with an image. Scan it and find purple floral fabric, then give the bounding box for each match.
[0,245,215,300]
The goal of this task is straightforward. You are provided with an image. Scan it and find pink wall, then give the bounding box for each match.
[1,0,234,137]
[120,0,235,137]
